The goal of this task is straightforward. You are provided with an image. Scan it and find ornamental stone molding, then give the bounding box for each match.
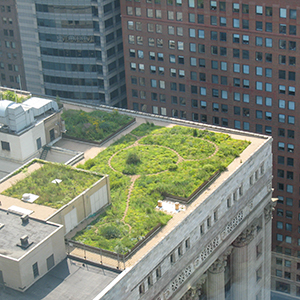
[159,210,245,300]
[208,247,233,274]
[232,223,257,248]
[208,258,227,274]
[220,210,244,240]
[264,200,276,223]
[180,276,206,300]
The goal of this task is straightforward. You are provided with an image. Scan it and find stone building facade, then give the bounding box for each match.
[93,118,273,300]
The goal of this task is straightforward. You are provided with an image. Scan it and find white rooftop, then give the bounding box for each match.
[23,97,53,109]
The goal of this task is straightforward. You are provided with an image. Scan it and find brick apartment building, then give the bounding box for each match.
[121,0,300,297]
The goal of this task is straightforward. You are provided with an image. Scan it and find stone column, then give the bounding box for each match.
[263,200,275,300]
[231,224,256,300]
[207,257,227,300]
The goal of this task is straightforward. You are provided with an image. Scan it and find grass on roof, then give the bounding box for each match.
[74,124,250,254]
[1,163,101,209]
[61,109,134,141]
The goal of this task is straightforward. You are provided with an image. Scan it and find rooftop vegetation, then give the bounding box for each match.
[1,162,101,209]
[0,90,29,103]
[74,124,250,253]
[61,109,134,141]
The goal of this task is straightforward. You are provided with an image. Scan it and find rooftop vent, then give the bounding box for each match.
[21,193,39,203]
[0,223,4,229]
[21,214,29,225]
[20,235,29,247]
[17,235,33,250]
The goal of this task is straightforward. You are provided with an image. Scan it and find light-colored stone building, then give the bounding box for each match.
[0,104,274,299]
[0,209,66,292]
[0,97,63,164]
[90,115,274,300]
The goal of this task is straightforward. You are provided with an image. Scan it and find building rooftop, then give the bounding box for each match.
[0,97,58,135]
[0,258,119,300]
[1,160,103,209]
[0,208,61,259]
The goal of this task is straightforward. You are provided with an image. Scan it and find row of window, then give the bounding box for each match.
[133,102,295,130]
[276,208,300,219]
[0,62,19,72]
[129,0,296,22]
[128,44,296,69]
[276,234,300,245]
[0,51,17,60]
[276,196,294,206]
[277,221,293,232]
[204,16,297,35]
[132,81,295,111]
[45,89,106,101]
[1,40,16,49]
[138,237,190,296]
[0,73,19,83]
[192,1,296,20]
[43,75,105,88]
[3,29,13,37]
[0,5,11,13]
[130,67,296,97]
[132,102,295,137]
[127,2,297,21]
[40,47,102,60]
[275,246,295,256]
[278,143,294,153]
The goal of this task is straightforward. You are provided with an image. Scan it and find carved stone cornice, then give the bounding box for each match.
[232,223,256,248]
[208,247,232,274]
[180,276,206,300]
[208,257,227,274]
[264,200,276,223]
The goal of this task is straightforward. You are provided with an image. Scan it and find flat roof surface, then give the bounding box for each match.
[0,161,102,210]
[0,209,59,259]
[0,258,119,300]
[0,159,22,180]
[23,97,53,109]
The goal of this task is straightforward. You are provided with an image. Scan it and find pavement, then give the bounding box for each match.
[0,258,119,300]
[0,159,22,180]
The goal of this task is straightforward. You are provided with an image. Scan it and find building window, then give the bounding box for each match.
[277,221,283,229]
[277,234,283,241]
[185,238,190,249]
[139,282,145,295]
[280,8,287,18]
[32,262,39,278]
[256,5,263,15]
[170,252,175,264]
[46,254,55,270]
[256,266,262,282]
[288,8,296,20]
[1,141,10,151]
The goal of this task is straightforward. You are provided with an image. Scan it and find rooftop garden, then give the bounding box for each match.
[1,162,102,209]
[61,109,134,141]
[74,123,250,254]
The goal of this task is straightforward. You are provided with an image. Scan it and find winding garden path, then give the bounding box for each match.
[107,133,220,229]
[121,174,140,233]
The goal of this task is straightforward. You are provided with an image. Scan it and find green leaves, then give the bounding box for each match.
[62,109,133,141]
[74,125,250,252]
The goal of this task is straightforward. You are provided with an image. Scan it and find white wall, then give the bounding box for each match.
[0,121,46,163]
[0,224,66,292]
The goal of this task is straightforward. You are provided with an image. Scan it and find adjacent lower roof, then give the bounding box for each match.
[0,209,60,259]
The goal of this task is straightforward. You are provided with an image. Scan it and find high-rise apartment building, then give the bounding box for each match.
[0,0,126,107]
[121,0,300,298]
